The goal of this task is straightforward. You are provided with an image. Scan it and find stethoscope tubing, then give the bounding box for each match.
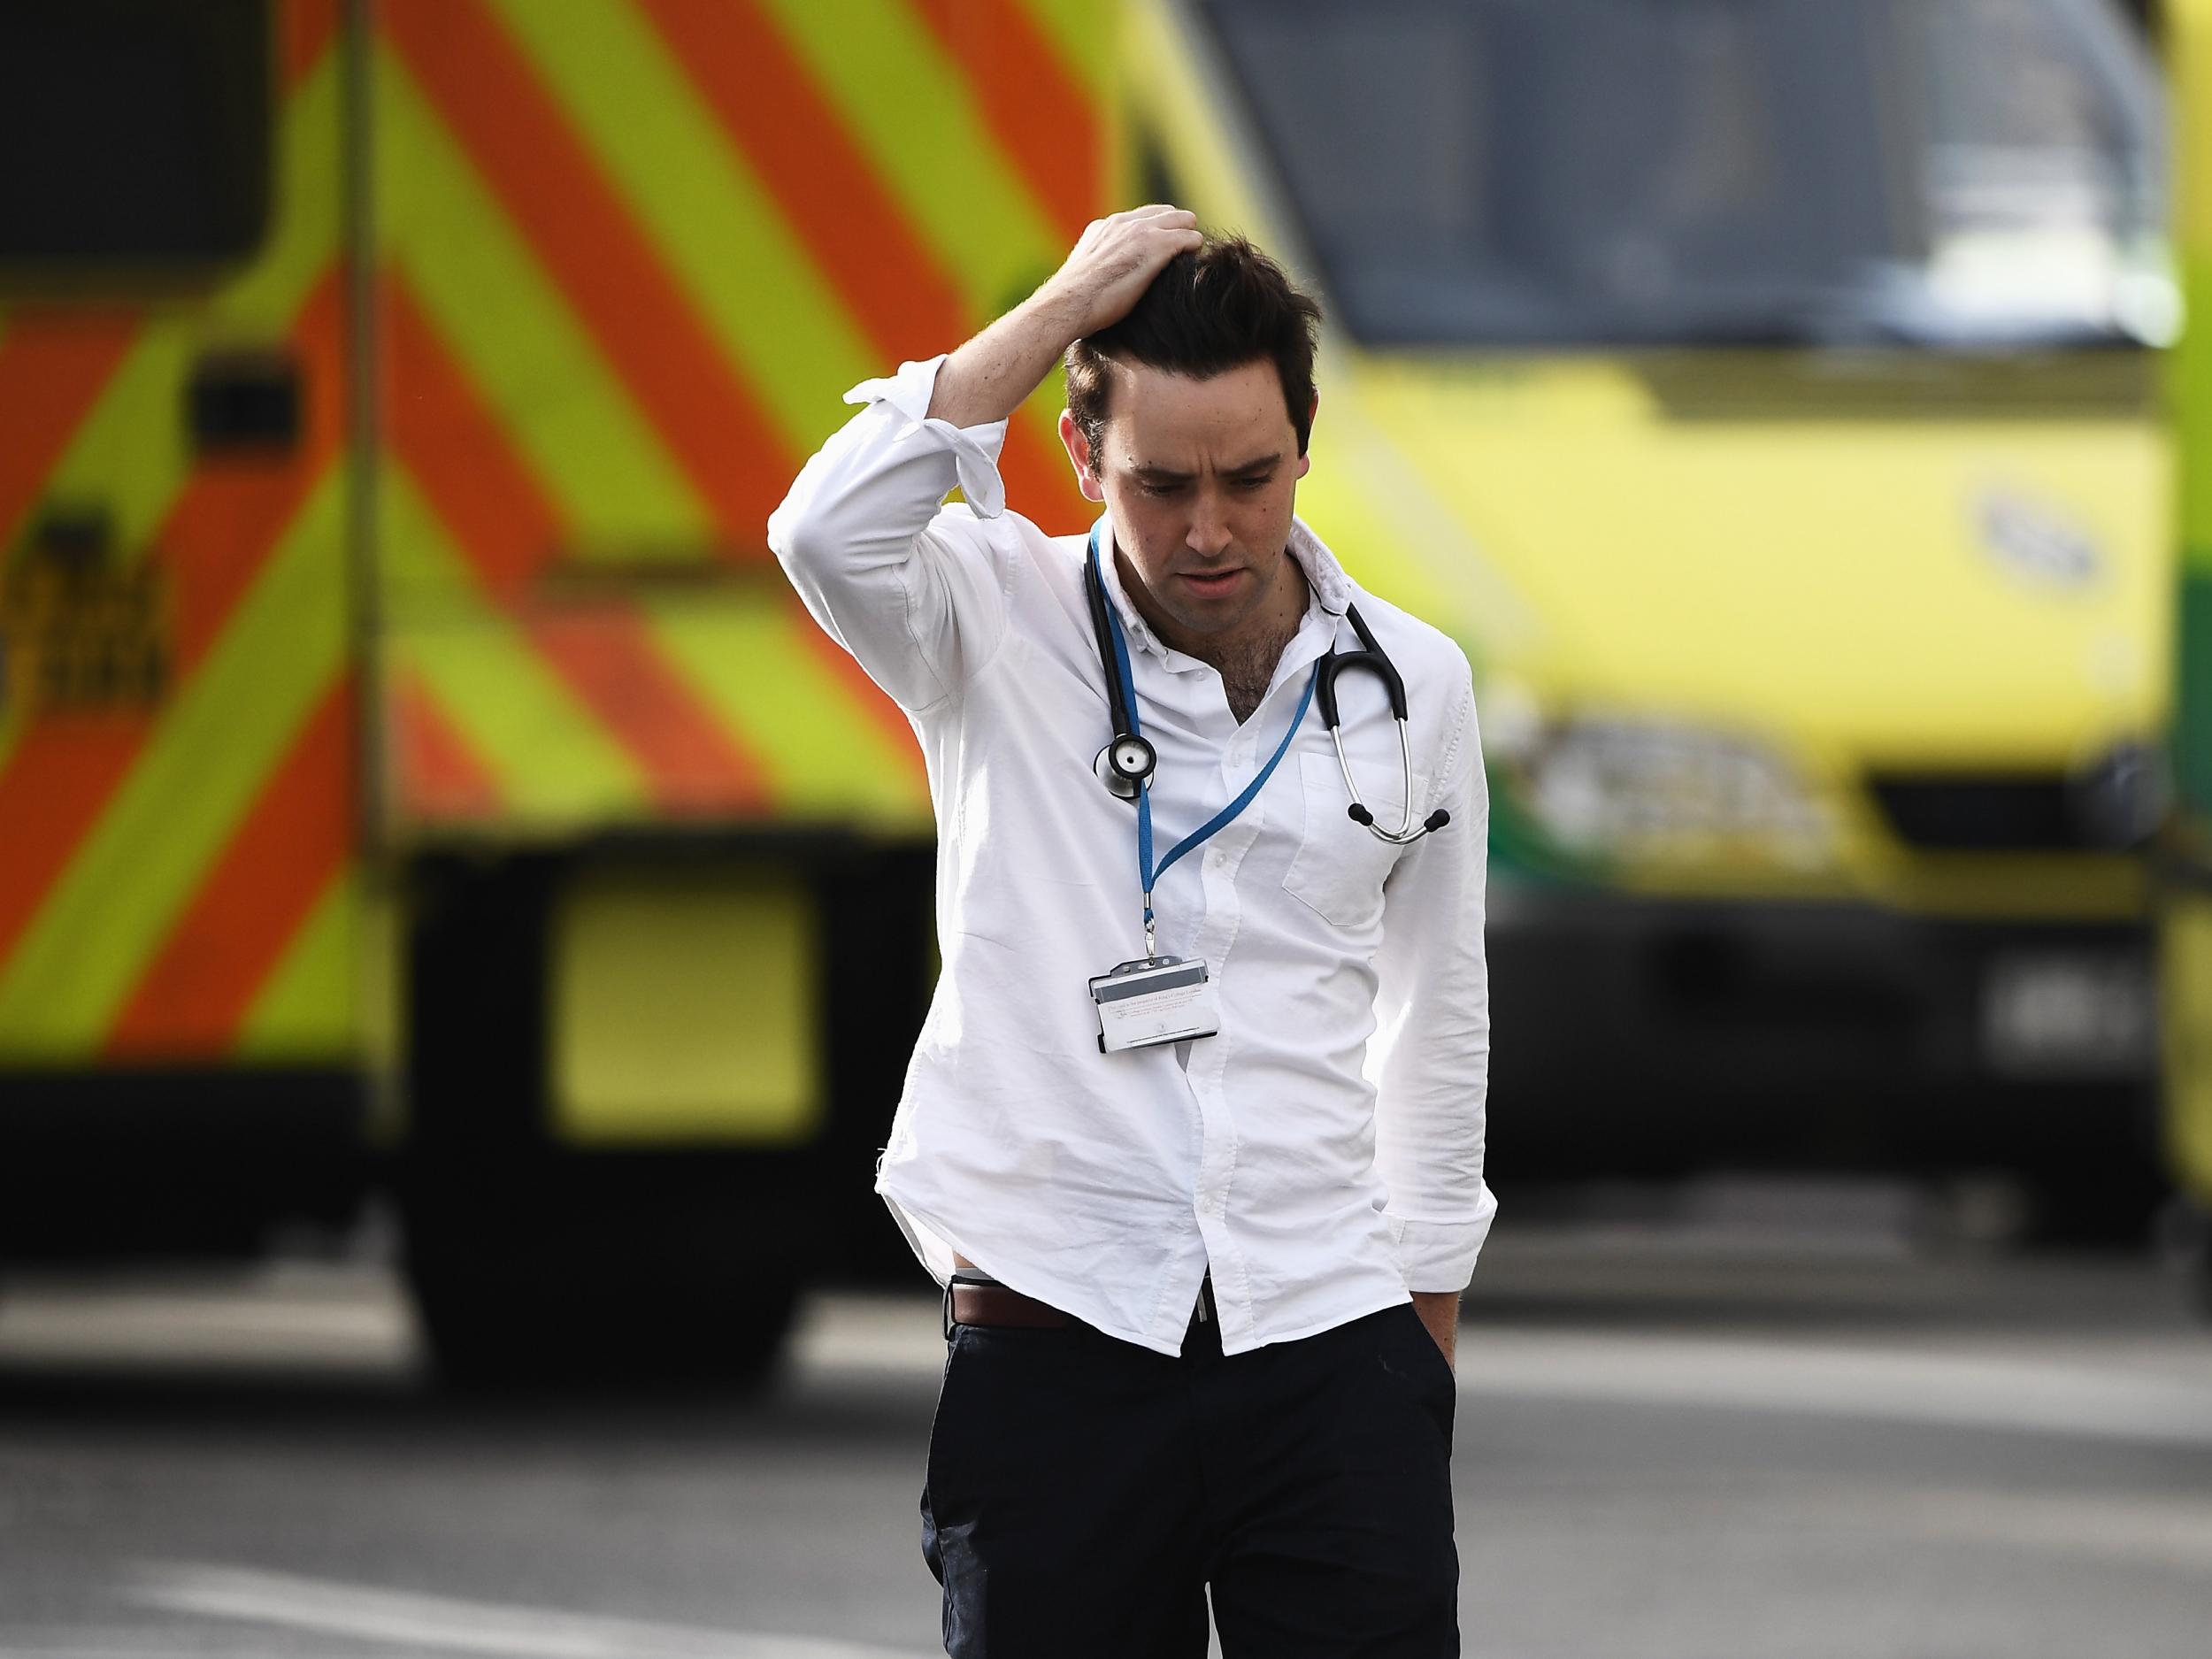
[1084,531,1444,846]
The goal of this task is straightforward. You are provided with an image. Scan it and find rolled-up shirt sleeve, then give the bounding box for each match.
[1368,664,1497,1292]
[767,355,1017,713]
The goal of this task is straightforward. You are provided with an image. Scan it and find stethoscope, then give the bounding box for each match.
[1083,530,1450,846]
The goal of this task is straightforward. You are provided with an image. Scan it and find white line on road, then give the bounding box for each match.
[126,1564,933,1659]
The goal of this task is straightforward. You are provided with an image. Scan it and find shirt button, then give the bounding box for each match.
[1209,848,1228,868]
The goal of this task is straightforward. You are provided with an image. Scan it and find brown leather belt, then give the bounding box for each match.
[945,1275,1074,1333]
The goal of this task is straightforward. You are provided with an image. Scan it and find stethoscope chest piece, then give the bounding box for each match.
[1095,733,1156,800]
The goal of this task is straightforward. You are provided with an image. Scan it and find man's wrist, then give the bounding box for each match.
[1409,1290,1461,1369]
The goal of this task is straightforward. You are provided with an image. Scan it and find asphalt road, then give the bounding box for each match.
[4,1196,2211,1659]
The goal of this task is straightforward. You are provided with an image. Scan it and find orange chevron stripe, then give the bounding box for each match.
[168,273,346,672]
[383,269,557,595]
[104,677,355,1058]
[0,309,139,548]
[0,717,152,974]
[639,0,968,361]
[525,609,772,814]
[634,0,1084,531]
[384,0,795,550]
[911,0,1100,246]
[386,250,922,809]
[280,0,342,94]
[0,272,343,972]
[394,672,504,820]
[385,265,766,810]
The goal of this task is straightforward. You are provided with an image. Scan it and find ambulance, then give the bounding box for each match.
[0,0,1098,1378]
[2160,0,2212,1285]
[1143,0,2173,1237]
[0,0,2176,1387]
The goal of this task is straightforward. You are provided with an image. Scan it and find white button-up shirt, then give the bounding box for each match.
[769,357,1495,1356]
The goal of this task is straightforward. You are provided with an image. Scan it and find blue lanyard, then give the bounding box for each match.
[1089,529,1318,956]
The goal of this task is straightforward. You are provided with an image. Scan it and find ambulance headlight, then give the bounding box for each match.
[1516,717,1835,867]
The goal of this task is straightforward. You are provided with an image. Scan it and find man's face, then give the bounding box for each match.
[1060,357,1313,644]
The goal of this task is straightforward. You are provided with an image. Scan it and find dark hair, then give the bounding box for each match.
[1064,234,1324,459]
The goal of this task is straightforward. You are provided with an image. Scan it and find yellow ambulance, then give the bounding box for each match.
[1142,0,2174,1238]
[2160,0,2212,1286]
[0,0,2177,1389]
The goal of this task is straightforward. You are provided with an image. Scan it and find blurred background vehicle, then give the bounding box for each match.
[0,0,2195,1393]
[0,0,1062,1383]
[2163,0,2212,1306]
[1166,0,2176,1242]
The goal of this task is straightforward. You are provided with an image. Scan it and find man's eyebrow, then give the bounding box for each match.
[1127,453,1283,481]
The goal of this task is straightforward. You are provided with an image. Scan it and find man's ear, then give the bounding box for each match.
[1059,409,1106,503]
[1297,391,1319,480]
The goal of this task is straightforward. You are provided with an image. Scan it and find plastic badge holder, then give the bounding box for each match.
[1090,956,1221,1052]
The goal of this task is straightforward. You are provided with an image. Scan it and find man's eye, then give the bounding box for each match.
[1139,481,1183,498]
[1234,476,1271,490]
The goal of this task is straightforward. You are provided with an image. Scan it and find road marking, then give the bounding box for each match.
[126,1564,932,1659]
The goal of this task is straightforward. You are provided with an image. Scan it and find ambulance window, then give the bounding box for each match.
[0,1,271,273]
[1202,0,2163,351]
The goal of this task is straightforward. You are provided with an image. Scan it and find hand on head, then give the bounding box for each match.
[1041,204,1204,339]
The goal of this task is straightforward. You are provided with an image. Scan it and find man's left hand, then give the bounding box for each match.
[1409,1291,1459,1371]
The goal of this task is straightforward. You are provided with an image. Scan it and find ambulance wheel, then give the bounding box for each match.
[2018,1162,2168,1250]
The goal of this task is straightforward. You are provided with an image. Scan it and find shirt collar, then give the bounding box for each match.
[1094,514,1354,663]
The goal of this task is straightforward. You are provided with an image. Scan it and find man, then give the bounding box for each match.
[769,206,1494,1657]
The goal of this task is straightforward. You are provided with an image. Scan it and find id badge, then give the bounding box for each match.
[1089,956,1221,1053]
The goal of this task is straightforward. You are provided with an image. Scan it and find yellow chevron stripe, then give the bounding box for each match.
[39,333,195,559]
[644,596,931,830]
[40,52,344,559]
[0,473,349,1053]
[217,44,348,328]
[488,0,875,456]
[378,45,712,557]
[235,867,354,1059]
[1010,0,1103,94]
[383,467,651,822]
[757,0,1064,322]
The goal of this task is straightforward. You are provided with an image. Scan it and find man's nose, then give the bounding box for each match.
[1187,490,1234,557]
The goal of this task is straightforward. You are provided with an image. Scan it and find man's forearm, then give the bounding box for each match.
[926,289,1088,429]
[1410,1290,1460,1371]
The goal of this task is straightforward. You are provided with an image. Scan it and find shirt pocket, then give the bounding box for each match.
[1282,750,1418,929]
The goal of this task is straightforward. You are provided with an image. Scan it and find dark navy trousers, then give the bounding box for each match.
[921,1298,1459,1657]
